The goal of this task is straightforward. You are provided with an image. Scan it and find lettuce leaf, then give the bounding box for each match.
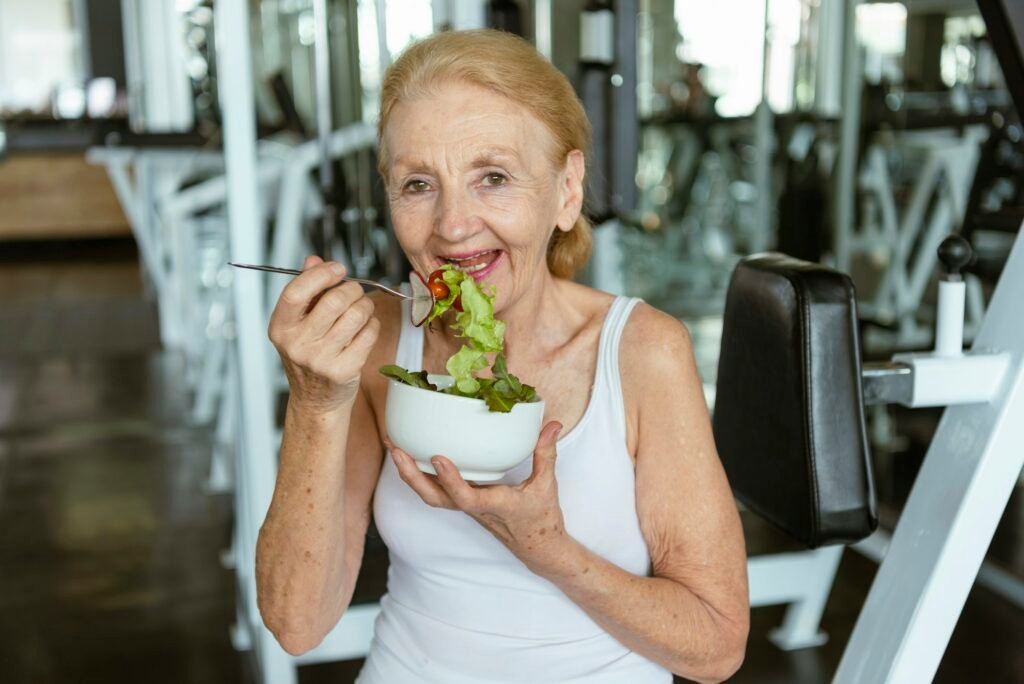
[454,277,505,353]
[446,345,488,394]
[424,265,466,326]
[379,365,437,390]
[480,353,537,412]
[380,267,539,412]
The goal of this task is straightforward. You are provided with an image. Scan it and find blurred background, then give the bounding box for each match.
[0,0,1021,682]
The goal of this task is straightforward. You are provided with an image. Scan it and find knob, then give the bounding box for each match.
[937,235,973,278]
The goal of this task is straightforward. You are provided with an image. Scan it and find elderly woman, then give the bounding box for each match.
[256,30,749,684]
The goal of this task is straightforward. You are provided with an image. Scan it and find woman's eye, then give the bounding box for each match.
[405,180,430,193]
[482,173,507,187]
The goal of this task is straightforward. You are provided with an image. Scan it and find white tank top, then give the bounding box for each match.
[357,293,671,684]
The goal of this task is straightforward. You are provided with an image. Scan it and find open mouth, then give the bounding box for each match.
[442,250,503,277]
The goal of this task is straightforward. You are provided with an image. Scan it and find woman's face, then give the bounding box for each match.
[383,80,584,313]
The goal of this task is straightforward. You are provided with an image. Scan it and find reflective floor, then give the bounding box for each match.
[0,239,1021,683]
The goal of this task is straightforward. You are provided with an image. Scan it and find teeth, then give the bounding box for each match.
[445,251,492,263]
[443,250,499,273]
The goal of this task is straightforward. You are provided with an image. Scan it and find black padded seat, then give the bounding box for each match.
[713,254,878,548]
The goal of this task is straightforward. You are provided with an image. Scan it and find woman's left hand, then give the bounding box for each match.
[390,421,572,576]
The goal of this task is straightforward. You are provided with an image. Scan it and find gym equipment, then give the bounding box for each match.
[714,229,1022,681]
[714,256,876,549]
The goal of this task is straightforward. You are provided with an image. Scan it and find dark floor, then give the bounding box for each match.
[0,239,1021,683]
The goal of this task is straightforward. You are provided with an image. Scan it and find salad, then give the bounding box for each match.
[379,265,538,413]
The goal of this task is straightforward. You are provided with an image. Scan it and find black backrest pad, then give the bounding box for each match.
[713,254,877,548]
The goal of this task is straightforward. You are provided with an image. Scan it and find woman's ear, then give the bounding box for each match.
[555,150,586,232]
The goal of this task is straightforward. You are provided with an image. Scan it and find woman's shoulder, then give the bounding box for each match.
[619,301,695,390]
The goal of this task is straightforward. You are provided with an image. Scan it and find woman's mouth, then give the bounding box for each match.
[443,250,503,279]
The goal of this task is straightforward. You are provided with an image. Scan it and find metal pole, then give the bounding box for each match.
[214,0,294,680]
[375,0,391,71]
[534,0,552,61]
[834,227,1024,682]
[753,0,773,253]
[833,0,862,272]
[313,0,336,259]
[610,0,638,214]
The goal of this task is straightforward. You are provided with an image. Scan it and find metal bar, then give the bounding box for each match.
[833,0,862,272]
[834,226,1024,683]
[313,0,336,258]
[611,0,638,214]
[228,263,414,300]
[852,529,1024,612]
[753,0,773,253]
[534,0,552,61]
[768,546,843,650]
[214,0,295,680]
[861,362,914,406]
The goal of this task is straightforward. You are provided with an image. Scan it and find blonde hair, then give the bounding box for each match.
[378,29,592,279]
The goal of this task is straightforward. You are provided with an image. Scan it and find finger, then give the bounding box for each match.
[306,281,367,339]
[303,255,324,270]
[430,456,483,512]
[274,261,347,326]
[391,448,456,509]
[338,314,380,358]
[318,316,379,382]
[527,421,563,483]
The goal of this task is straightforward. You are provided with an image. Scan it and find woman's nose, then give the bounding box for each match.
[434,189,480,243]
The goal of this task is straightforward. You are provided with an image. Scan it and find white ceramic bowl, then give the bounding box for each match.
[385,374,545,482]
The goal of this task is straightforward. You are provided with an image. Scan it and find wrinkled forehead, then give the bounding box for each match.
[380,82,557,176]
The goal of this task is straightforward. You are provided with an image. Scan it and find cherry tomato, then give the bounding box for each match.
[428,279,449,300]
[428,268,462,310]
[427,268,445,284]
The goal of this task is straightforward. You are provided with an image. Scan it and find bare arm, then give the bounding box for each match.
[254,257,387,655]
[539,308,749,682]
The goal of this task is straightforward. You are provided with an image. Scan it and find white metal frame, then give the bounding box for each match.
[86,146,224,352]
[120,0,195,132]
[748,545,845,650]
[855,128,988,351]
[834,224,1024,682]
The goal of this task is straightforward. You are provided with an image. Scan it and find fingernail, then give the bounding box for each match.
[330,262,346,275]
[431,457,443,471]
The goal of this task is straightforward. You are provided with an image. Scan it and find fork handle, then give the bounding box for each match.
[229,262,415,300]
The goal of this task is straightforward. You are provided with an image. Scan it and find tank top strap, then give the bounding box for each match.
[395,283,425,371]
[595,296,643,434]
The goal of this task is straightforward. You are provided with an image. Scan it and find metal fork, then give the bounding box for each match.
[229,263,426,301]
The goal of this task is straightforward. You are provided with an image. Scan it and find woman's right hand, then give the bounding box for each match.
[268,255,381,414]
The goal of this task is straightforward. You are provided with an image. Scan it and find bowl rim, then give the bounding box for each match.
[386,374,544,408]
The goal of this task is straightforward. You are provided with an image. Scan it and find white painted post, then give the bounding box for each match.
[834,227,1024,683]
[214,0,295,681]
[768,546,844,650]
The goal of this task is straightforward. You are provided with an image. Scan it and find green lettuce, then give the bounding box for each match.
[454,277,505,352]
[446,345,488,394]
[379,266,538,413]
[378,365,437,391]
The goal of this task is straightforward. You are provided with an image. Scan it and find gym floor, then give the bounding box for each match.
[1,240,1021,684]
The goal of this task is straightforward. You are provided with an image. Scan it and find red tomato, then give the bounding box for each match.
[428,268,461,309]
[428,279,449,300]
[427,268,445,283]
